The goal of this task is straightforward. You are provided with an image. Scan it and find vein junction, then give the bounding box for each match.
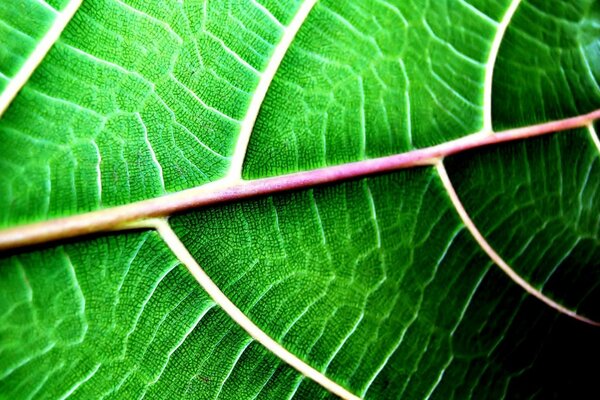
[136,217,361,400]
[0,109,598,395]
[435,161,600,327]
[1,109,598,251]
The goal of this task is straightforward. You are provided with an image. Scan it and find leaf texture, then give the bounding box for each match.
[0,0,599,399]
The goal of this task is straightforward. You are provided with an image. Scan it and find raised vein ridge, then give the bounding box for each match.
[146,218,360,400]
[0,0,82,116]
[482,0,522,132]
[589,123,600,153]
[226,0,319,181]
[435,161,600,326]
[0,109,598,251]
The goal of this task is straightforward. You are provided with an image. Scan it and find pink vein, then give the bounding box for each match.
[1,108,599,251]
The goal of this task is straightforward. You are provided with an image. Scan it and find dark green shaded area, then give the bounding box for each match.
[446,129,600,321]
[172,166,600,398]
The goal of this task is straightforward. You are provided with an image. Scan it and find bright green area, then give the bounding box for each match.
[0,0,599,399]
[243,0,512,178]
[244,0,600,178]
[0,0,63,94]
[1,0,598,224]
[0,0,299,227]
[492,0,600,129]
[446,128,600,321]
[0,231,324,399]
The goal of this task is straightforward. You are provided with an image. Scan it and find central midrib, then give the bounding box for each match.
[0,108,598,251]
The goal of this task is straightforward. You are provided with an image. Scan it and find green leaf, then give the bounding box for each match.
[0,0,80,115]
[1,0,599,399]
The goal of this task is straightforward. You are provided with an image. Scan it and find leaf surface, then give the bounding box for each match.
[0,0,599,399]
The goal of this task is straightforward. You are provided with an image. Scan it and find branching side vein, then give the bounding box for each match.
[435,161,600,326]
[147,218,361,400]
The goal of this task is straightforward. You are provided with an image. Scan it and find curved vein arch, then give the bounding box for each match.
[482,0,522,132]
[135,218,361,400]
[226,0,319,181]
[1,109,598,252]
[435,161,600,327]
[0,0,82,116]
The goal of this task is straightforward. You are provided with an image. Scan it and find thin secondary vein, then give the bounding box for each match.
[90,139,103,206]
[435,161,600,326]
[365,182,381,248]
[459,0,497,26]
[135,113,165,192]
[483,0,522,132]
[0,109,599,251]
[252,0,285,29]
[0,0,82,116]
[226,0,319,181]
[150,218,361,400]
[57,362,101,400]
[34,0,59,13]
[204,30,260,75]
[588,124,600,154]
[170,75,240,123]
